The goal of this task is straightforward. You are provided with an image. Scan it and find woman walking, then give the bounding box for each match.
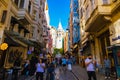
[36,59,45,80]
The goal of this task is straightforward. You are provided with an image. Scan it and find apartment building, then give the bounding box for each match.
[79,0,120,77]
[64,30,69,53]
[0,0,48,68]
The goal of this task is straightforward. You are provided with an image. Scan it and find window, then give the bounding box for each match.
[1,10,7,24]
[28,1,31,13]
[33,10,37,20]
[40,0,42,5]
[14,0,19,6]
[102,0,110,4]
[91,0,95,10]
[19,0,24,8]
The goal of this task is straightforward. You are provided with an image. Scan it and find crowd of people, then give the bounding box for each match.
[11,54,76,80]
[84,54,114,80]
[6,52,114,80]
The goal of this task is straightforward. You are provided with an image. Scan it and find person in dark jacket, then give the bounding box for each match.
[48,63,55,80]
[12,57,21,80]
[22,60,30,76]
[29,56,38,76]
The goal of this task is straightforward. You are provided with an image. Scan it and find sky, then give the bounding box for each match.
[47,0,70,30]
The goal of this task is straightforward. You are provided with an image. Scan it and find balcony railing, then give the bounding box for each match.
[11,0,32,24]
[84,4,112,32]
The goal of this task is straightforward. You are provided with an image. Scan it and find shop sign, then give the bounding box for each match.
[112,36,120,41]
[110,19,120,45]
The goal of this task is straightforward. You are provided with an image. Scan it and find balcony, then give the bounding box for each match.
[85,5,112,32]
[18,9,32,24]
[11,0,32,24]
[42,31,47,37]
[73,17,79,23]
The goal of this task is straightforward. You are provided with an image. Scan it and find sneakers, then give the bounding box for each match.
[105,76,110,79]
[105,77,107,79]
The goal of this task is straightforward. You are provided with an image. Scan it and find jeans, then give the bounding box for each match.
[36,72,43,80]
[105,67,110,77]
[87,71,97,80]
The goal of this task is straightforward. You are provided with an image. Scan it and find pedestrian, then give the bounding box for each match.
[12,57,21,80]
[47,63,55,80]
[85,54,97,80]
[104,56,111,79]
[72,56,76,65]
[21,60,30,77]
[36,59,45,80]
[29,56,38,76]
[62,56,67,71]
[46,60,51,80]
[52,58,56,68]
[67,57,72,71]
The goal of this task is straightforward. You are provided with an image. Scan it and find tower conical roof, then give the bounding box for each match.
[58,21,63,30]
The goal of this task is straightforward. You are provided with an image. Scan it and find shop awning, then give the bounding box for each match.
[4,35,21,46]
[4,30,27,47]
[4,30,34,46]
[29,40,45,49]
[15,36,34,46]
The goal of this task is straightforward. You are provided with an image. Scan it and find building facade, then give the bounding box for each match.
[68,0,80,63]
[50,26,57,53]
[79,0,120,77]
[45,1,52,54]
[0,0,48,68]
[64,30,69,53]
[69,0,73,49]
[72,0,80,44]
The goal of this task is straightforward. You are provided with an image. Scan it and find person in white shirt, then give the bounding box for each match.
[36,59,45,80]
[85,54,97,80]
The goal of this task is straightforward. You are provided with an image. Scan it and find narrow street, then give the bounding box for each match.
[18,65,116,80]
[0,0,120,80]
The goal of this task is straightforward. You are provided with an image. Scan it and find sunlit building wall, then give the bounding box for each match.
[0,0,48,68]
[64,30,69,53]
[79,0,120,65]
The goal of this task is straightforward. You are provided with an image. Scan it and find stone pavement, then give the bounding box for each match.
[16,65,117,80]
[72,65,116,80]
[59,68,77,80]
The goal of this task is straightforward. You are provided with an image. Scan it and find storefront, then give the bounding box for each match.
[109,19,120,79]
[3,31,28,68]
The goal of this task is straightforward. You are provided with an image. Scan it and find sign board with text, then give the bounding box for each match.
[110,19,120,45]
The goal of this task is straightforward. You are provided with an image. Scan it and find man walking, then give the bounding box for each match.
[104,56,111,79]
[85,54,97,80]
